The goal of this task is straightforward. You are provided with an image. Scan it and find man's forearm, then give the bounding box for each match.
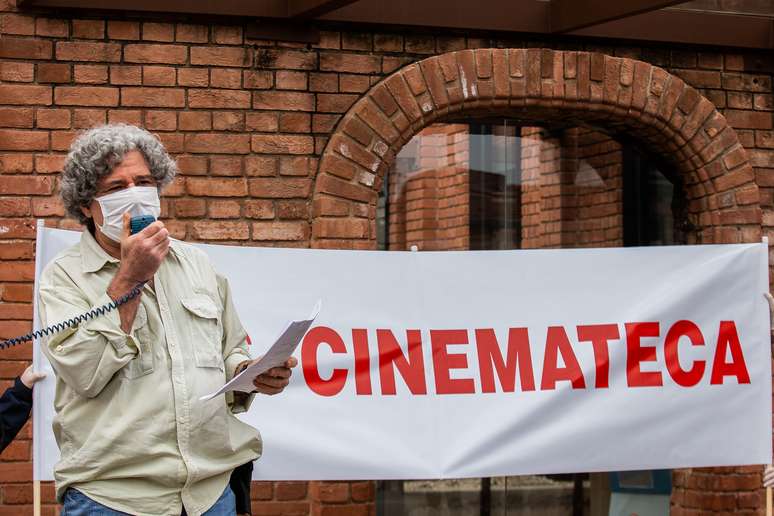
[106,271,143,334]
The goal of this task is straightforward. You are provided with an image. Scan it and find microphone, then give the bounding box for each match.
[129,215,156,235]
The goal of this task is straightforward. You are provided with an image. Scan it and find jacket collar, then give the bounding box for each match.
[80,229,119,273]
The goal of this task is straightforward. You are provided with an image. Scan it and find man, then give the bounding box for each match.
[39,124,296,516]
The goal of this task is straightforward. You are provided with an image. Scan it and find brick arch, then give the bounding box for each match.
[312,48,760,248]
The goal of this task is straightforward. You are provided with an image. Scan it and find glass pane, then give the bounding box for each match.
[666,0,774,17]
[469,123,521,250]
[623,146,685,246]
[377,119,682,516]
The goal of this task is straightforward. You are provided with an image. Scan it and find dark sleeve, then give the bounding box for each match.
[0,377,33,453]
[229,461,254,515]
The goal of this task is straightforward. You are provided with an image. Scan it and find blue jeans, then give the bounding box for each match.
[61,485,236,516]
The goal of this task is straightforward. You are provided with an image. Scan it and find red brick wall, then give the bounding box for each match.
[0,1,772,514]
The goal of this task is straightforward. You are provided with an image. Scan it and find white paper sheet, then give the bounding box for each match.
[200,300,321,401]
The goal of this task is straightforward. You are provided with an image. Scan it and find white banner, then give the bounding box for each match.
[33,226,772,481]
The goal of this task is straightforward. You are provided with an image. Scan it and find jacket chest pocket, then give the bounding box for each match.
[122,304,154,380]
[181,294,224,370]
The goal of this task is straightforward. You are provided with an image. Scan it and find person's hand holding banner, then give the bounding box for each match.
[20,366,46,389]
[764,465,774,487]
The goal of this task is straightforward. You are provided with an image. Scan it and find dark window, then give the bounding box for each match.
[623,145,688,247]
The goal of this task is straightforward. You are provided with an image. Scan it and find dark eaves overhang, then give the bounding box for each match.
[16,0,774,50]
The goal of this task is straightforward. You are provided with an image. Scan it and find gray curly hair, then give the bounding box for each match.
[60,124,178,225]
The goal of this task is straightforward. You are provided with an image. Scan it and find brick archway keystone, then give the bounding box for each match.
[312,48,759,249]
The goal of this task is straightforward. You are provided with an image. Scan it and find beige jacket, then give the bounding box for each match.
[39,230,261,516]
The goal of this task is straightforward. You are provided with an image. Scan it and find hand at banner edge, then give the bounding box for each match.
[20,365,46,389]
[763,464,774,488]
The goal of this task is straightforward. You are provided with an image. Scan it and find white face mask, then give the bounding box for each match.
[95,186,161,243]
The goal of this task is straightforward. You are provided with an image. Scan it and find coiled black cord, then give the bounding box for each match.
[0,281,147,350]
